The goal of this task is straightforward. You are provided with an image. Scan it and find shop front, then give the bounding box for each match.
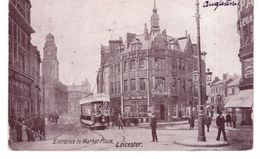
[225,89,253,125]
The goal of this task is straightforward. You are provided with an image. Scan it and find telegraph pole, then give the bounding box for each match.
[196,0,206,142]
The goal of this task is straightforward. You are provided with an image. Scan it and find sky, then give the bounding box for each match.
[30,0,241,92]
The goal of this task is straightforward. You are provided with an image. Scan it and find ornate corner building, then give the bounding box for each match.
[234,0,253,124]
[41,33,68,115]
[8,0,41,118]
[97,1,206,122]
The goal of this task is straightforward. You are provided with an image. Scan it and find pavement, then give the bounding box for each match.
[9,114,253,150]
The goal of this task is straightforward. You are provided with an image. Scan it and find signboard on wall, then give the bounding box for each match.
[243,57,253,79]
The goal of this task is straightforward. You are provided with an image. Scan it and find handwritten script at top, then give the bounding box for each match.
[203,0,238,11]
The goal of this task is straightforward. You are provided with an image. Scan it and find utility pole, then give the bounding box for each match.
[196,0,206,142]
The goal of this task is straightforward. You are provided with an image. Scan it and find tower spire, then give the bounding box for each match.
[153,0,157,13]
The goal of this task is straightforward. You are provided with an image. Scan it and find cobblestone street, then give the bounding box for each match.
[9,114,253,151]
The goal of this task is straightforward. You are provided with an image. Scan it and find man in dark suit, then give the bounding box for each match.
[150,113,158,142]
[216,111,228,141]
[15,113,24,142]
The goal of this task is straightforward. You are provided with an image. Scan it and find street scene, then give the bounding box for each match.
[8,0,253,151]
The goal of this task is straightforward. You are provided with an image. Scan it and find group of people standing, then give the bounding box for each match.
[188,111,237,142]
[9,113,46,142]
[47,112,60,124]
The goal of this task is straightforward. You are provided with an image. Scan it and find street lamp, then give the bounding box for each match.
[206,68,213,85]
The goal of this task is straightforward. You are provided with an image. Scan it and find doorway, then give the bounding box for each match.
[160,104,165,120]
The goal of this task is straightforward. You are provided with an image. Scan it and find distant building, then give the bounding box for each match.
[97,1,206,121]
[210,73,238,113]
[8,0,41,118]
[41,33,68,115]
[67,79,92,114]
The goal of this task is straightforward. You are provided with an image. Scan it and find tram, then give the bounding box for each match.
[80,93,110,129]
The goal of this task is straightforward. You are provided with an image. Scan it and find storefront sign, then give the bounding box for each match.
[241,14,253,27]
[243,57,253,79]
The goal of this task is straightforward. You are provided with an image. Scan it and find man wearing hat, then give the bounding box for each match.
[15,113,24,142]
[216,111,228,141]
[150,113,158,142]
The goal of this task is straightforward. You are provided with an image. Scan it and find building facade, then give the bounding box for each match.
[8,0,41,118]
[67,79,92,114]
[209,74,238,113]
[41,33,68,115]
[227,0,254,124]
[97,1,206,121]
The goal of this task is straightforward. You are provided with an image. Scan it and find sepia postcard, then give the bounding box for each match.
[7,0,254,151]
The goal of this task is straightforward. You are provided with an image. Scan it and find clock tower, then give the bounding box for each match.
[42,33,59,82]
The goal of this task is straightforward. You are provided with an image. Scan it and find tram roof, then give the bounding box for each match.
[80,93,110,104]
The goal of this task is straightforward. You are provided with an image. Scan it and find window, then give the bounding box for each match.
[123,61,128,72]
[130,79,136,90]
[13,24,17,41]
[9,19,12,36]
[110,81,114,94]
[118,63,120,73]
[110,66,113,74]
[178,60,181,70]
[139,58,146,69]
[172,78,176,92]
[154,58,165,69]
[172,59,177,69]
[188,79,192,92]
[139,78,147,90]
[182,80,186,92]
[130,60,136,70]
[115,80,117,94]
[114,65,117,74]
[124,80,128,92]
[211,97,214,104]
[178,79,181,93]
[182,61,185,71]
[118,81,121,93]
[19,49,25,72]
[18,28,21,43]
[232,88,235,95]
[155,77,165,91]
[9,38,13,66]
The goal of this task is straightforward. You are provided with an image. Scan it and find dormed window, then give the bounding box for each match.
[155,77,165,91]
[139,58,146,69]
[123,61,128,72]
[130,59,136,70]
[154,58,165,69]
[130,79,136,90]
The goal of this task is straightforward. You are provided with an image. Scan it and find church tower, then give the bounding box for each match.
[42,33,59,82]
[150,0,160,34]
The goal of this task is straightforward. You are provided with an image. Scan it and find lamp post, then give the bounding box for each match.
[195,0,206,142]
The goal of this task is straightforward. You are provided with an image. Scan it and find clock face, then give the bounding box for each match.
[46,51,52,56]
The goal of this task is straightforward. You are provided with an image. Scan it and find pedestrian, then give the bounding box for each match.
[205,114,212,132]
[54,112,59,124]
[188,115,195,130]
[231,112,237,128]
[210,110,214,118]
[216,111,228,141]
[9,114,16,131]
[39,114,46,140]
[15,113,24,142]
[118,113,124,130]
[150,113,158,142]
[32,114,39,140]
[25,116,31,141]
[226,112,232,127]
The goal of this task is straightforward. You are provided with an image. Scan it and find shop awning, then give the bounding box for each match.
[225,89,253,108]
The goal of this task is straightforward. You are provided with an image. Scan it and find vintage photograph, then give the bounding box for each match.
[8,0,253,151]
